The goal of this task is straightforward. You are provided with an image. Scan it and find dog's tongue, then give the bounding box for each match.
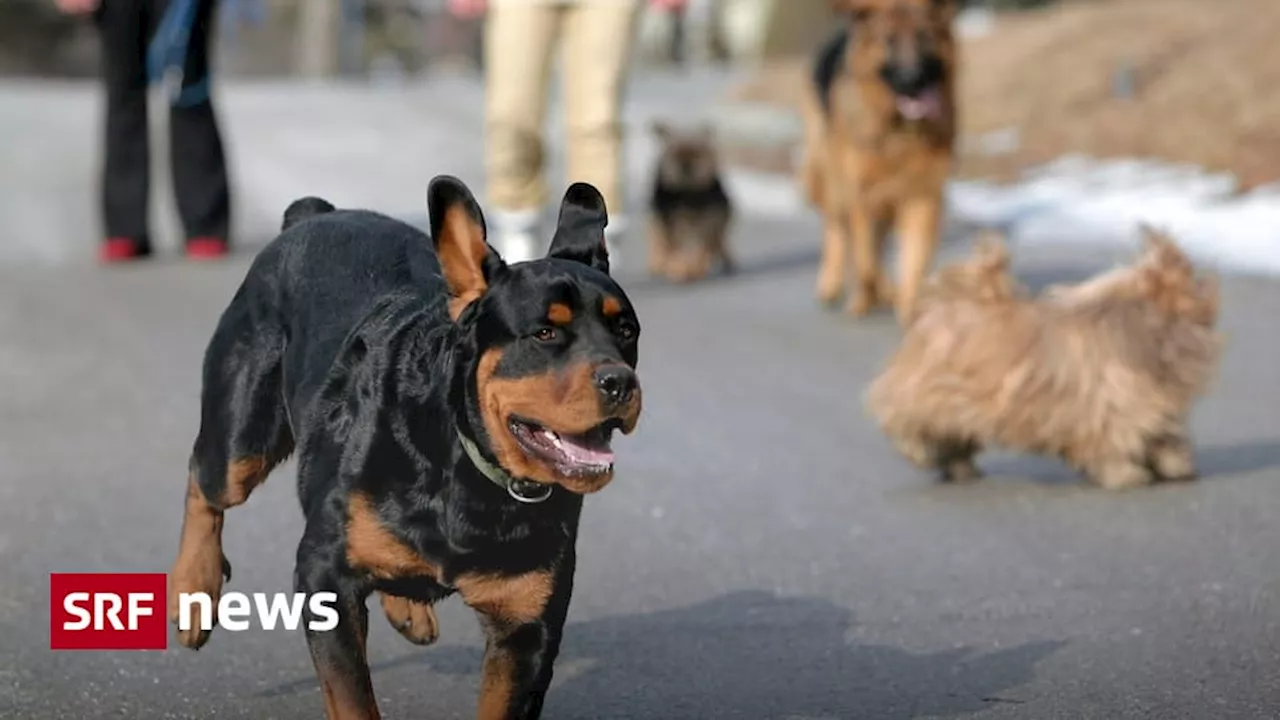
[897,88,942,121]
[540,428,614,468]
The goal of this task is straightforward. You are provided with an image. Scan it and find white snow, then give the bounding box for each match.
[721,154,1280,277]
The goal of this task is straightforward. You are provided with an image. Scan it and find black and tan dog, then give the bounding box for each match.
[647,120,734,282]
[167,176,642,719]
[798,0,958,324]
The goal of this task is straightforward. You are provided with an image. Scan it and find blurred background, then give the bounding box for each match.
[4,0,1279,266]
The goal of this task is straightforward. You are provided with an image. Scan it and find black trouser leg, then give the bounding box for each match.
[99,0,154,248]
[166,0,231,242]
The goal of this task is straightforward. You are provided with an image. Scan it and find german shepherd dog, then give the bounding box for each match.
[799,0,957,324]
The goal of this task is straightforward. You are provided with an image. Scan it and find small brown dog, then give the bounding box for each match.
[866,227,1222,490]
[647,121,734,282]
[798,0,958,323]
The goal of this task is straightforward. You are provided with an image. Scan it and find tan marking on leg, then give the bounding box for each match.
[316,665,381,720]
[456,570,554,625]
[345,493,440,581]
[168,474,226,649]
[476,644,517,720]
[222,456,270,506]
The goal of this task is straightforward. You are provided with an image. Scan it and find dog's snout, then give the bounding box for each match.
[880,54,945,97]
[594,365,638,406]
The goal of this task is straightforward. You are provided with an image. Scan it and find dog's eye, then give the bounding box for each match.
[616,321,638,342]
[533,327,561,343]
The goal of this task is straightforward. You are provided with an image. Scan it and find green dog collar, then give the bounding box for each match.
[457,430,554,504]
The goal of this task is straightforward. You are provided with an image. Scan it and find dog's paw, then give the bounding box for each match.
[845,291,874,317]
[941,459,983,483]
[874,274,896,306]
[1092,462,1155,491]
[815,274,843,308]
[169,549,228,650]
[1149,440,1197,482]
[381,593,440,646]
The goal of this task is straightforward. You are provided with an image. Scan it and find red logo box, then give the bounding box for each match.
[50,573,168,650]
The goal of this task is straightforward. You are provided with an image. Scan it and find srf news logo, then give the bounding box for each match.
[49,573,338,650]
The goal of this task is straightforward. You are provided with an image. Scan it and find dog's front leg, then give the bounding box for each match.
[460,553,575,720]
[846,203,889,317]
[893,195,943,325]
[296,537,380,720]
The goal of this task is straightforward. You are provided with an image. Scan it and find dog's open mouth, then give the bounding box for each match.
[896,86,943,122]
[509,417,620,478]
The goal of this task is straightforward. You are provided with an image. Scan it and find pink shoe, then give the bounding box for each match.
[186,237,229,260]
[100,237,150,264]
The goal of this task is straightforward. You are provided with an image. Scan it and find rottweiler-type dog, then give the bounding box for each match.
[798,0,957,324]
[647,120,734,282]
[167,176,643,719]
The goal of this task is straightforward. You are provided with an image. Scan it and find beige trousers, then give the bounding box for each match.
[484,0,640,220]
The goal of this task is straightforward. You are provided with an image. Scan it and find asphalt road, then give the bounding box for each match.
[2,75,1280,720]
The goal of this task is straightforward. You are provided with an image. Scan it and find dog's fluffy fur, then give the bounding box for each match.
[866,227,1222,490]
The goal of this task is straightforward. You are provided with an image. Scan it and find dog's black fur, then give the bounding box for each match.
[168,176,642,720]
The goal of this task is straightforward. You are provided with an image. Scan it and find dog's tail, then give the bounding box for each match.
[281,196,336,231]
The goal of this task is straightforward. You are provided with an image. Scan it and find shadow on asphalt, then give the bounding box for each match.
[1195,437,1280,478]
[260,591,1063,719]
[954,437,1280,488]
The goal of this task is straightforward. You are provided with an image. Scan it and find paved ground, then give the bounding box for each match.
[1,72,1279,719]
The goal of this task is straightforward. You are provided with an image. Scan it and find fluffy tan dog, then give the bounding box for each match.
[865,227,1222,490]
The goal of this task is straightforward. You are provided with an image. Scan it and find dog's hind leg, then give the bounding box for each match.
[1147,431,1197,482]
[170,305,294,649]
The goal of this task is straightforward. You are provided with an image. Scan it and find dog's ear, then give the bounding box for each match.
[547,182,610,275]
[428,175,502,321]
